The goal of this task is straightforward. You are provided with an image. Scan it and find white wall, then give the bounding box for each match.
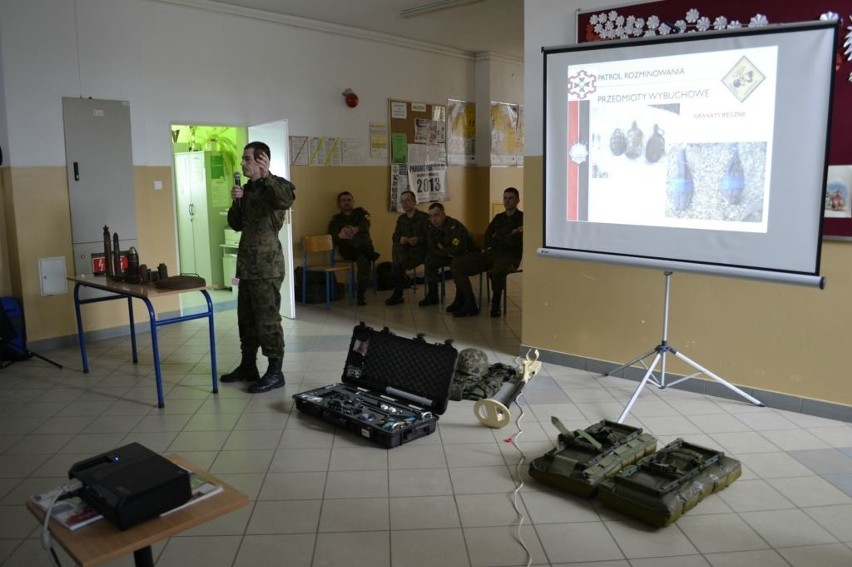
[524,0,617,156]
[0,0,518,168]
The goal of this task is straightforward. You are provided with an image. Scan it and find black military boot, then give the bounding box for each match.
[248,358,285,393]
[220,351,260,383]
[453,291,480,317]
[364,246,381,262]
[385,286,404,306]
[418,286,439,306]
[445,290,465,313]
[490,292,502,318]
[357,283,367,306]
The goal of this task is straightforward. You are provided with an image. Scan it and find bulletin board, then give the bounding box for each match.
[577,1,852,238]
[388,99,449,210]
[388,99,447,164]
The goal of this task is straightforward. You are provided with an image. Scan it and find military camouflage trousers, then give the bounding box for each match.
[391,245,426,289]
[237,276,285,359]
[338,247,373,288]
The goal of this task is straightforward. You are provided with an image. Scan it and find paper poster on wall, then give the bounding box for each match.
[309,136,341,166]
[825,165,852,219]
[391,102,407,119]
[390,164,409,211]
[408,162,447,202]
[391,132,408,163]
[414,118,445,144]
[340,138,367,165]
[370,122,387,158]
[290,136,309,166]
[491,102,525,167]
[447,99,476,166]
[408,143,446,166]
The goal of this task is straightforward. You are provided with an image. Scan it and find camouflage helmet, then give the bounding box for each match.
[455,348,489,377]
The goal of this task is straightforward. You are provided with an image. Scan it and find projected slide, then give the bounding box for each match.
[542,22,837,285]
[566,48,777,233]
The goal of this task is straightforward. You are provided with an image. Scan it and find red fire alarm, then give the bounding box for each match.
[342,88,359,108]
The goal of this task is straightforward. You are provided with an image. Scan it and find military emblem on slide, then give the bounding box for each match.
[722,55,765,103]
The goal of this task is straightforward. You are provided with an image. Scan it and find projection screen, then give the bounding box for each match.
[538,21,837,287]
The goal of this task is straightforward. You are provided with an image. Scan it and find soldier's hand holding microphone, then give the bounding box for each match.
[232,172,243,208]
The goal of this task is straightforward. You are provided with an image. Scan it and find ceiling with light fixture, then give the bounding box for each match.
[204,0,524,59]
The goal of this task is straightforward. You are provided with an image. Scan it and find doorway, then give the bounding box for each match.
[170,123,296,319]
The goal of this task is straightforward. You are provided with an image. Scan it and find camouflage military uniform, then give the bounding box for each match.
[228,173,296,359]
[390,209,429,292]
[453,210,523,299]
[329,207,375,289]
[483,209,523,293]
[425,215,475,286]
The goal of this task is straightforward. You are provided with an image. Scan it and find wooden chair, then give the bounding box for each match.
[301,235,354,309]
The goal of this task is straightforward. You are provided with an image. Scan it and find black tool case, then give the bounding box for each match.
[293,323,458,448]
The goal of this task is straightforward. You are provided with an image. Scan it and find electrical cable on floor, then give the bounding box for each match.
[40,479,81,567]
[504,390,533,567]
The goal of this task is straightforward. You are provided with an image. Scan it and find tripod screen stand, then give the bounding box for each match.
[606,271,763,423]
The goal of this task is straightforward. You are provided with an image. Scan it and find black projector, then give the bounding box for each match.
[69,442,191,530]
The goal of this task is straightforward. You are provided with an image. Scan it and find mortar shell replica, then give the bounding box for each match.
[667,149,694,211]
[720,147,745,205]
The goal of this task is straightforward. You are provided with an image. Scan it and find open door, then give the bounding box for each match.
[248,121,296,320]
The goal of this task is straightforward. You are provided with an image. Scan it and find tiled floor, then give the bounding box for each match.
[2,279,852,566]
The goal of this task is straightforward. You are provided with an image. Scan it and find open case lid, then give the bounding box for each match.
[341,323,458,415]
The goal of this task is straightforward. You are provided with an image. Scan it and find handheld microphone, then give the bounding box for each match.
[233,172,242,208]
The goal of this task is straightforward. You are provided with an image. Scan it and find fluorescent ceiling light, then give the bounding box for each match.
[400,0,486,18]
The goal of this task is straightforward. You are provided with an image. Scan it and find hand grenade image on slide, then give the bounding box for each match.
[609,128,627,156]
[645,124,665,163]
[624,121,644,159]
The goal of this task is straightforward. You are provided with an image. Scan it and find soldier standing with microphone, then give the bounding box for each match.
[220,142,296,393]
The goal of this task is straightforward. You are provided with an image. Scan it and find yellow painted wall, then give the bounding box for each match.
[0,168,14,296]
[522,156,852,406]
[0,163,490,342]
[0,166,181,342]
[288,165,491,257]
[488,166,525,219]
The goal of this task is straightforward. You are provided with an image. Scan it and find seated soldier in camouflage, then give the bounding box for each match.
[420,202,478,313]
[452,187,523,317]
[385,190,429,306]
[329,191,380,305]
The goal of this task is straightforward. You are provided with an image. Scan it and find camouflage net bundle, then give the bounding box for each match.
[449,348,519,401]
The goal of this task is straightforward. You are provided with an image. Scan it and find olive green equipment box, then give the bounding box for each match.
[596,438,741,527]
[528,418,658,496]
